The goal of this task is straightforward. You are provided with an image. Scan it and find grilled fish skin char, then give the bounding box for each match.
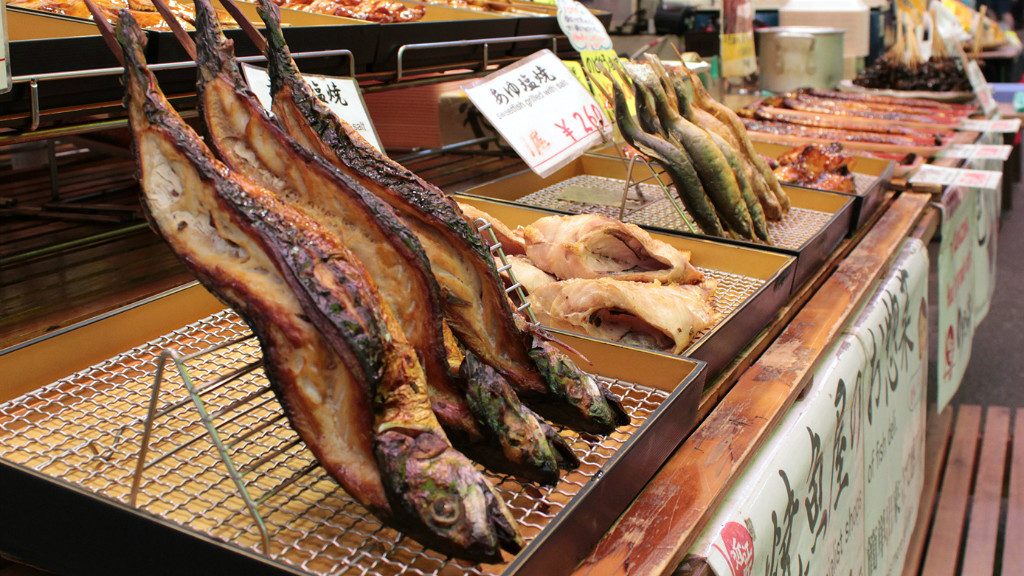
[253,0,628,435]
[116,13,520,560]
[189,0,576,483]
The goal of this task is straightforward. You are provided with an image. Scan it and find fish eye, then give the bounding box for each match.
[430,496,462,526]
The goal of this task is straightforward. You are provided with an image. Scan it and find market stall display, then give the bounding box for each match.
[271,0,423,22]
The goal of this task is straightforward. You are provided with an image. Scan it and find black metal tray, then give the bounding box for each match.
[0,303,705,576]
[454,195,796,380]
[371,4,518,72]
[750,140,895,234]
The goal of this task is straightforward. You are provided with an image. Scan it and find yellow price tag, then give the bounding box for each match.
[563,51,636,119]
[720,32,757,78]
[532,0,555,4]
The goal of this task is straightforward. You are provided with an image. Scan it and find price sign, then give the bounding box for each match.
[241,64,382,151]
[910,164,1002,190]
[938,143,1013,161]
[965,60,999,117]
[464,49,611,177]
[958,117,1022,133]
[555,0,613,52]
[0,1,10,95]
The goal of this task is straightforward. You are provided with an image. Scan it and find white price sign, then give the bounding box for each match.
[241,64,382,151]
[0,1,10,95]
[959,117,1022,133]
[938,143,1013,161]
[965,60,998,117]
[463,50,611,177]
[910,164,1002,190]
[555,0,613,52]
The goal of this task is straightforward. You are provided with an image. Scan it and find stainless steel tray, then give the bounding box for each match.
[0,303,704,576]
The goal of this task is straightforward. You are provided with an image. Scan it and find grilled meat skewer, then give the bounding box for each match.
[115,12,520,560]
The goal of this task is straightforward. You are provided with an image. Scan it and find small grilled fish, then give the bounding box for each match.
[116,13,519,560]
[254,0,629,434]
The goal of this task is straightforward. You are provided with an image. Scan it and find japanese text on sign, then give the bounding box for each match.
[938,143,1013,161]
[241,63,382,151]
[910,164,1002,191]
[965,60,999,117]
[464,50,611,177]
[959,117,1021,133]
[555,0,612,52]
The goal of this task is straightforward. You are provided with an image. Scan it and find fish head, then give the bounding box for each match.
[527,336,631,435]
[375,429,522,562]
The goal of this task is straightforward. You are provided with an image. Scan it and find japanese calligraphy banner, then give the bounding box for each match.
[689,239,929,576]
[966,150,1002,323]
[241,64,382,151]
[935,187,976,413]
[463,49,611,177]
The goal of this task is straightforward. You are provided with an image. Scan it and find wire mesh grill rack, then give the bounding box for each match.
[515,174,836,250]
[0,310,670,575]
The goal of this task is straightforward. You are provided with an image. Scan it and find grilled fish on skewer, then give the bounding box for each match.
[115,13,520,560]
[190,0,569,483]
[457,201,527,256]
[252,0,628,434]
[523,214,703,284]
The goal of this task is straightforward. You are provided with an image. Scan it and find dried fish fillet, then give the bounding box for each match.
[523,214,704,284]
[458,201,527,256]
[116,13,519,560]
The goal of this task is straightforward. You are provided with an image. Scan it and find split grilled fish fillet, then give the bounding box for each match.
[253,0,628,434]
[191,0,573,483]
[115,13,519,560]
[522,214,703,284]
[528,277,718,354]
[504,255,557,294]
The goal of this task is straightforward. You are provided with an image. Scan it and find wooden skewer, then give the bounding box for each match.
[82,0,125,66]
[219,0,269,54]
[150,0,197,60]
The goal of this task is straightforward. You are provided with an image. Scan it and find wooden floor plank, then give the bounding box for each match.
[921,405,983,576]
[902,406,955,576]
[1004,408,1024,575]
[961,407,1011,575]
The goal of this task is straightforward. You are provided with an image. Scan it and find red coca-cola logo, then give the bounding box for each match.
[712,521,754,576]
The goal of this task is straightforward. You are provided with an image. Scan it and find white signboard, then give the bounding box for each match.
[959,117,1022,133]
[937,143,1013,161]
[0,0,10,95]
[463,49,611,177]
[241,63,382,151]
[965,60,999,117]
[910,164,1002,191]
[936,187,976,412]
[688,240,929,576]
[555,0,613,52]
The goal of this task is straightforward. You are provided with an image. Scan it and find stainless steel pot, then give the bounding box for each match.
[756,26,845,93]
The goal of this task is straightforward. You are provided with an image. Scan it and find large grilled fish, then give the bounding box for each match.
[114,13,519,560]
[253,0,628,433]
[190,0,572,483]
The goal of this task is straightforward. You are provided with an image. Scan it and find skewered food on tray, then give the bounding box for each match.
[115,12,518,561]
[521,213,703,284]
[193,0,581,485]
[464,207,718,354]
[603,56,790,243]
[253,0,629,435]
[8,0,231,29]
[769,144,855,193]
[271,0,423,22]
[529,277,718,354]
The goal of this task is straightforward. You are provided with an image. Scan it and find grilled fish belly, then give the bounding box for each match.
[529,277,719,354]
